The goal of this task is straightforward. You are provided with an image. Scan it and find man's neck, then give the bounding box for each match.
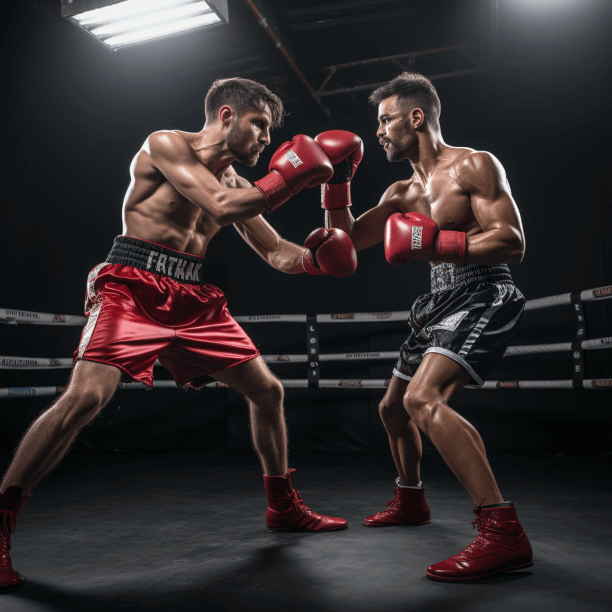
[188,125,236,178]
[407,131,446,182]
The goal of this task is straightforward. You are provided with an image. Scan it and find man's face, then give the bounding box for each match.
[227,106,272,167]
[376,96,417,162]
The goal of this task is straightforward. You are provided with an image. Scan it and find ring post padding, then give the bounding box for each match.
[570,292,586,389]
[306,314,320,388]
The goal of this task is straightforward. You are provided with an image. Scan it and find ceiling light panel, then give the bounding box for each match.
[64,0,228,49]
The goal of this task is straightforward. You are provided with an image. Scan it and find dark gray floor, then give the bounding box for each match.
[1,451,611,612]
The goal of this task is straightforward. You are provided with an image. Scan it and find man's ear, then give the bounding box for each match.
[219,105,233,125]
[411,108,425,130]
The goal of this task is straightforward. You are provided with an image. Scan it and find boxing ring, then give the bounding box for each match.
[1,284,611,398]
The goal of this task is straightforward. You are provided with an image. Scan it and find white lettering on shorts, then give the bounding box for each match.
[156,253,167,274]
[428,311,469,333]
[146,251,158,270]
[175,258,187,279]
[411,226,423,250]
[284,150,303,168]
[167,256,178,276]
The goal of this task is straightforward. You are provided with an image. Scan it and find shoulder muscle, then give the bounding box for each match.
[145,131,195,165]
[455,151,509,196]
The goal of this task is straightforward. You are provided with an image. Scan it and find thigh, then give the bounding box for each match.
[75,266,175,385]
[407,352,472,403]
[211,356,278,398]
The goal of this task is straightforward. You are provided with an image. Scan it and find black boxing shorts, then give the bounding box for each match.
[393,263,525,387]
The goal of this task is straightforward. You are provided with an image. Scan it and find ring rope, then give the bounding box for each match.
[1,377,611,398]
[2,336,612,370]
[1,284,611,326]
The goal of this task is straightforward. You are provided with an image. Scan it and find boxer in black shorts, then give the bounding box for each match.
[314,72,533,582]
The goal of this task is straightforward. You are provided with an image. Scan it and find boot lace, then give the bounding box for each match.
[0,510,17,568]
[292,490,313,515]
[385,488,401,509]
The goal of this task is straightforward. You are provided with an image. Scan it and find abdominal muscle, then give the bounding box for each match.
[121,151,221,257]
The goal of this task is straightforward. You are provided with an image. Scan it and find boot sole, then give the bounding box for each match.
[363,520,431,527]
[426,561,534,582]
[267,525,348,533]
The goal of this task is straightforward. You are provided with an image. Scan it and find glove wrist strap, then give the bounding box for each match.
[302,249,326,275]
[254,171,292,212]
[321,182,352,210]
[435,231,466,264]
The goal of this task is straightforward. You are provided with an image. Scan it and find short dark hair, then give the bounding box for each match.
[205,77,285,128]
[369,72,441,125]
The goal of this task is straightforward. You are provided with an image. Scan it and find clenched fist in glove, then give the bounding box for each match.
[384,212,466,266]
[314,130,363,209]
[302,228,357,277]
[254,135,334,213]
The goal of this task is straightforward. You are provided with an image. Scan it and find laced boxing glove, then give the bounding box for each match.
[384,212,466,266]
[254,135,333,213]
[302,228,357,278]
[314,130,363,209]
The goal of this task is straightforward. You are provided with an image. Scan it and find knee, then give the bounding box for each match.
[249,377,284,409]
[403,388,439,430]
[55,387,109,428]
[378,398,408,429]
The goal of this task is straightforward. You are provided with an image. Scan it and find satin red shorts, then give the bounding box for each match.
[74,238,260,387]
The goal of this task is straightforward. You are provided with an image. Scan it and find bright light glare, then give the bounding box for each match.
[104,12,221,48]
[69,0,224,49]
[91,2,212,38]
[74,0,195,27]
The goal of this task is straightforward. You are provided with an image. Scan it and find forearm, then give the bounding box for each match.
[325,208,355,235]
[269,239,306,274]
[463,229,524,265]
[326,209,377,252]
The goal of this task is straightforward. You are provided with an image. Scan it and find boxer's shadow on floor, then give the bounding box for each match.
[8,539,332,612]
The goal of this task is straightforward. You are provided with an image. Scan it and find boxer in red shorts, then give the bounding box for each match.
[0,77,357,592]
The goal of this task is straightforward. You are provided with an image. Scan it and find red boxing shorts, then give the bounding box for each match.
[73,236,260,387]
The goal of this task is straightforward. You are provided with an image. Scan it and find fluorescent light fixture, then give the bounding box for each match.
[62,0,228,49]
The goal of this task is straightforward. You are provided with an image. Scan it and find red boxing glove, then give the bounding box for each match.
[384,212,466,266]
[302,228,357,278]
[254,135,333,213]
[314,130,363,209]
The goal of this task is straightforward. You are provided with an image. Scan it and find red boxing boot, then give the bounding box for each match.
[364,484,430,527]
[0,486,31,593]
[264,469,347,532]
[426,500,533,581]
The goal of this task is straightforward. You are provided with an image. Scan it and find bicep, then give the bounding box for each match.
[471,190,524,238]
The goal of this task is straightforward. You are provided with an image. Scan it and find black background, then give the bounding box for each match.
[1,0,611,456]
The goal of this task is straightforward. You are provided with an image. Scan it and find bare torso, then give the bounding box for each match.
[122,130,238,256]
[388,145,482,265]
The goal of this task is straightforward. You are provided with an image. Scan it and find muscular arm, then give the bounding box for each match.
[232,175,305,274]
[146,131,267,226]
[457,152,525,265]
[325,183,403,252]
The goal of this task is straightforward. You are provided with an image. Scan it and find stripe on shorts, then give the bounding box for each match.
[458,282,511,359]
